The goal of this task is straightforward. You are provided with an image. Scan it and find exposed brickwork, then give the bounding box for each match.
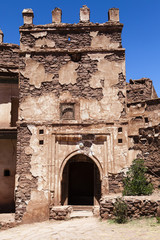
[130,124,160,187]
[100,196,160,219]
[19,53,104,102]
[108,172,124,193]
[20,23,122,50]
[0,44,19,75]
[127,78,158,103]
[15,126,37,222]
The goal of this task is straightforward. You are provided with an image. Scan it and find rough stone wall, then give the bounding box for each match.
[16,17,128,222]
[108,172,124,193]
[129,124,160,187]
[127,78,158,103]
[19,53,103,101]
[100,196,160,219]
[0,44,19,75]
[19,22,126,124]
[20,24,122,50]
[15,126,38,222]
[50,206,72,220]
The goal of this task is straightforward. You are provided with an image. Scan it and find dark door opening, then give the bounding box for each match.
[68,162,94,205]
[61,154,101,206]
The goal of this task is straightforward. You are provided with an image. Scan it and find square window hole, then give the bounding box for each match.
[118,127,122,133]
[39,129,44,134]
[4,169,10,176]
[39,140,44,145]
[118,139,123,143]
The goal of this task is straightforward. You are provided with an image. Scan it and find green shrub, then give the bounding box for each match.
[113,197,127,223]
[123,159,153,196]
[156,217,160,224]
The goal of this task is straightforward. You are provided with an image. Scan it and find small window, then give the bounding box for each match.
[144,117,149,123]
[39,140,44,145]
[4,169,10,176]
[118,127,122,133]
[39,129,44,134]
[118,139,123,143]
[60,103,75,120]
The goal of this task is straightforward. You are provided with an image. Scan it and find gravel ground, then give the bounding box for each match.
[0,216,160,240]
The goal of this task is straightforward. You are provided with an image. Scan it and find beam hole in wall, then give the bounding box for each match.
[39,129,44,134]
[4,169,10,176]
[118,138,123,143]
[39,140,44,145]
[70,53,81,62]
[118,127,122,133]
[133,136,139,144]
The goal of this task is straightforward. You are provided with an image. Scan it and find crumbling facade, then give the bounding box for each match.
[0,6,159,223]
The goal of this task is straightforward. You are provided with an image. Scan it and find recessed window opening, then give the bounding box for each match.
[39,129,44,134]
[118,139,123,143]
[68,37,71,41]
[4,169,10,176]
[118,127,122,133]
[144,117,149,123]
[39,140,44,145]
[61,103,75,120]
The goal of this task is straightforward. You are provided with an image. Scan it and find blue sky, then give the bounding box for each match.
[0,0,160,97]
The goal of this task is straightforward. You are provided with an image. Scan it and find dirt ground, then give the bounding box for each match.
[0,216,160,240]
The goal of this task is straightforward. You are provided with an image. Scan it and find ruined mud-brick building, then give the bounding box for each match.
[0,6,159,222]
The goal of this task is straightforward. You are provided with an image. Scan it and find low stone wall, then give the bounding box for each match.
[100,195,160,219]
[50,206,73,220]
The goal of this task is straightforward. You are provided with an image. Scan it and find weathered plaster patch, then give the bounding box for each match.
[90,31,98,38]
[27,125,48,190]
[21,59,53,88]
[91,34,120,49]
[22,190,49,223]
[31,32,47,39]
[59,91,73,102]
[88,54,125,89]
[80,99,102,120]
[35,37,55,48]
[20,93,59,121]
[58,61,78,85]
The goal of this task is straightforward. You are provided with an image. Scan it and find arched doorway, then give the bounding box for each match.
[61,154,101,206]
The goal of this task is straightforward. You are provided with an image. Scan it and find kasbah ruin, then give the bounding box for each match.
[0,5,160,225]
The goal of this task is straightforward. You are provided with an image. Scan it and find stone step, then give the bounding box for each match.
[72,205,93,211]
[70,210,93,219]
[0,213,15,223]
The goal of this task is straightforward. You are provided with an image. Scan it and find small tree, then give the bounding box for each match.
[114,197,127,223]
[123,158,153,196]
